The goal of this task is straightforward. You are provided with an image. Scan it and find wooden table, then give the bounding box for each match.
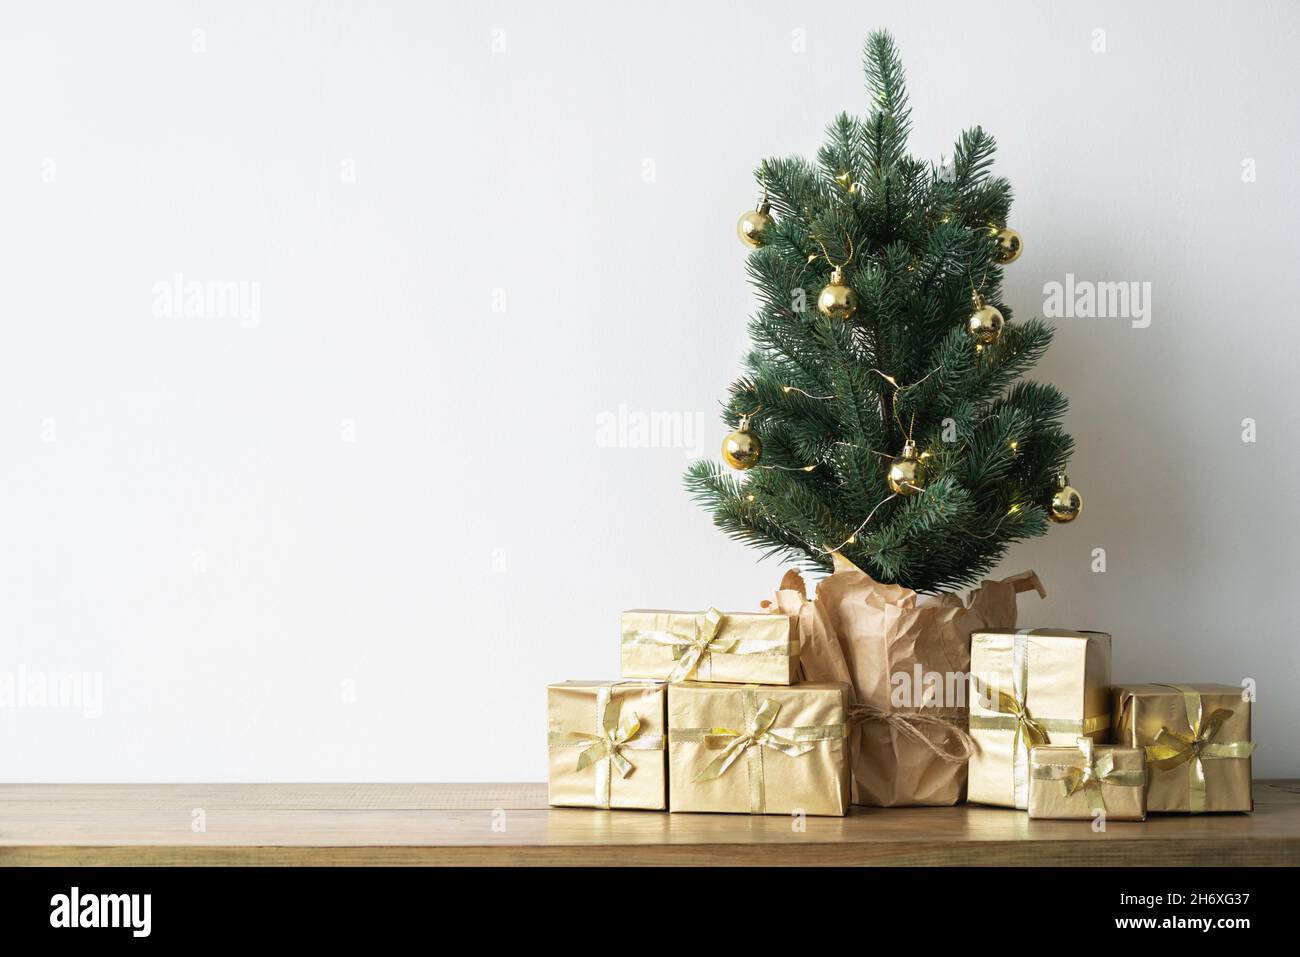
[2,781,1297,866]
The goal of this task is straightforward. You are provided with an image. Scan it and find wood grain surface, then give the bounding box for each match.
[2,781,1297,866]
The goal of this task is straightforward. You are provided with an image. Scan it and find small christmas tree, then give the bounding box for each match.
[686,31,1082,594]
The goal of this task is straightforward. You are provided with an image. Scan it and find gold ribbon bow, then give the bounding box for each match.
[1034,736,1146,816]
[568,712,642,780]
[695,698,815,781]
[848,704,975,763]
[990,686,1051,754]
[1143,684,1255,814]
[666,608,735,683]
[557,685,662,808]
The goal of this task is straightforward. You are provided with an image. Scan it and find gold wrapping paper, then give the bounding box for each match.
[1113,683,1254,814]
[621,608,799,685]
[1028,739,1147,821]
[547,680,666,810]
[764,553,1045,806]
[968,629,1112,809]
[668,681,850,815]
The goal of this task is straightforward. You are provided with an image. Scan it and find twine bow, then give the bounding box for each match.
[1052,736,1145,816]
[1143,685,1255,813]
[848,704,975,763]
[666,608,735,682]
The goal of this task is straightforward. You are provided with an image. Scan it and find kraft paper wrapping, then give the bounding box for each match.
[764,553,1044,806]
[968,629,1112,809]
[1113,683,1254,814]
[547,680,666,810]
[1028,741,1147,821]
[620,609,799,685]
[668,681,850,816]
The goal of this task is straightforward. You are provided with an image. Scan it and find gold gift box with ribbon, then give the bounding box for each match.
[968,629,1112,809]
[547,680,667,810]
[1028,738,1147,821]
[621,608,799,685]
[668,681,850,816]
[1113,683,1255,814]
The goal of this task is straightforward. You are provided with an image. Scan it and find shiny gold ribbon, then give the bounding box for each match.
[1032,736,1146,816]
[623,609,794,682]
[666,608,733,682]
[848,704,975,763]
[1143,684,1255,814]
[678,689,842,814]
[969,631,1110,806]
[552,685,663,808]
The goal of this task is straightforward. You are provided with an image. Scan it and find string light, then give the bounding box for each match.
[781,384,835,400]
[816,492,901,554]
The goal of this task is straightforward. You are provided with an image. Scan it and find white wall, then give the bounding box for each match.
[2,1,1297,782]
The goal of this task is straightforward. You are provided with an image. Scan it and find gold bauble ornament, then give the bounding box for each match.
[994,227,1023,264]
[1049,474,1083,523]
[737,201,774,249]
[817,266,858,321]
[967,298,1005,345]
[721,414,762,470]
[887,439,926,495]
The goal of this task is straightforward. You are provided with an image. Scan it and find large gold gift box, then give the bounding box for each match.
[668,681,850,816]
[547,680,666,810]
[621,608,799,685]
[1028,739,1147,821]
[1113,683,1255,813]
[968,629,1112,809]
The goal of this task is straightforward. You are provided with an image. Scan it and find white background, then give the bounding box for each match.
[2,1,1297,781]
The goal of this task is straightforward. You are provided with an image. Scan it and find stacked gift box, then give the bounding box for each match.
[549,607,851,815]
[547,609,1255,819]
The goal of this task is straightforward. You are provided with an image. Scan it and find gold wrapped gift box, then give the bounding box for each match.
[668,681,850,816]
[1113,683,1255,813]
[1028,739,1147,821]
[547,680,667,810]
[621,608,799,685]
[968,629,1112,809]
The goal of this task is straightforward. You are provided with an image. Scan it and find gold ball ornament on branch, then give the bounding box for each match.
[1049,474,1083,523]
[967,293,1005,346]
[737,200,774,249]
[814,235,858,321]
[817,266,858,321]
[886,439,927,495]
[721,413,763,470]
[993,227,1023,264]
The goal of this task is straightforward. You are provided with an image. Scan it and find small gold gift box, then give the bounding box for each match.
[1028,738,1147,821]
[1113,683,1255,813]
[668,681,850,816]
[968,629,1112,809]
[547,680,667,810]
[621,608,799,685]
